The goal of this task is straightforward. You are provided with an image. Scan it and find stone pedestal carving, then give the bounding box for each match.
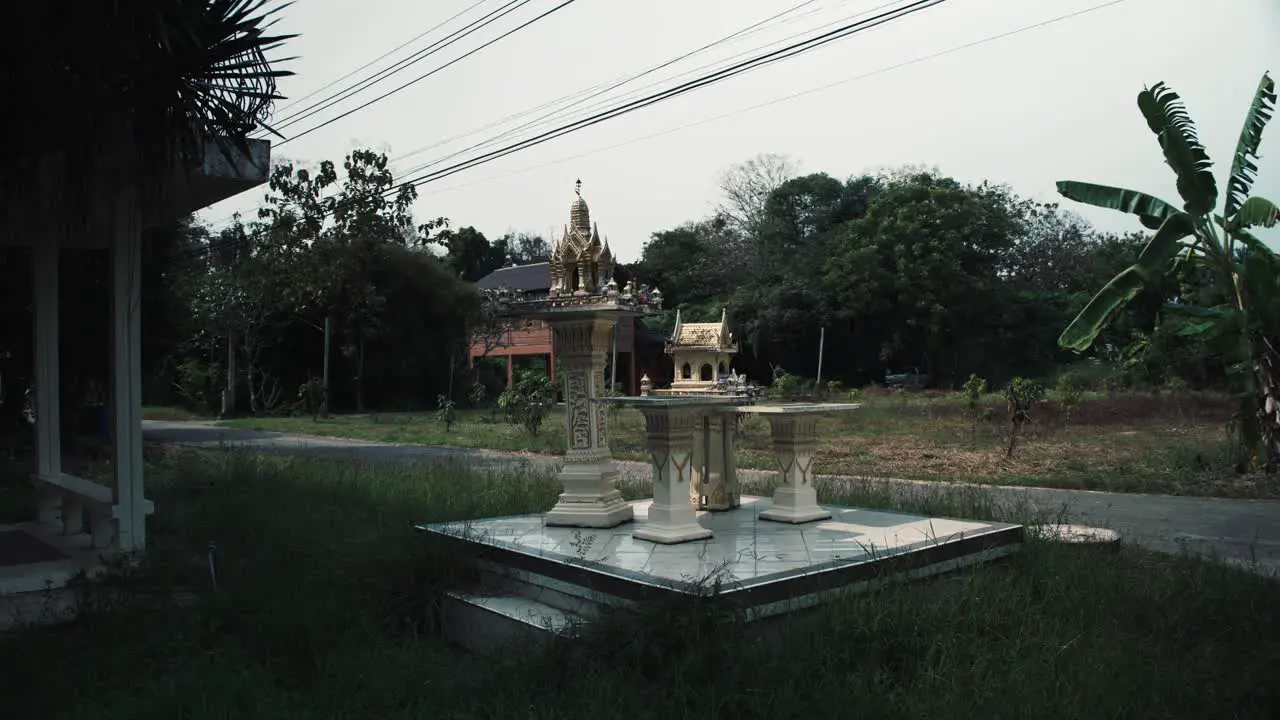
[743,404,862,524]
[633,405,712,544]
[544,316,633,528]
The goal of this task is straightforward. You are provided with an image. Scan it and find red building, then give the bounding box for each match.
[469,262,669,393]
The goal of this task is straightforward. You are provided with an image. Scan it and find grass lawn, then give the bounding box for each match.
[216,390,1279,498]
[1,450,1276,719]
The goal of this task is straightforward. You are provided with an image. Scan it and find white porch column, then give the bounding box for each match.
[32,240,62,528]
[111,191,148,553]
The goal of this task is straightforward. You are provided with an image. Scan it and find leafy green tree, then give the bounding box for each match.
[261,149,448,412]
[822,171,1024,386]
[1056,72,1280,470]
[500,232,552,265]
[440,226,505,281]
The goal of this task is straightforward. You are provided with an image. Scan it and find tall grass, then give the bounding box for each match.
[1,449,1277,719]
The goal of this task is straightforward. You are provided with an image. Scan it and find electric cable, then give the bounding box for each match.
[266,0,533,137]
[275,0,582,148]
[253,0,490,132]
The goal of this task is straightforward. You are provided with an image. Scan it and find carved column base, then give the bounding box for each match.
[633,517,711,545]
[545,461,634,528]
[758,486,831,524]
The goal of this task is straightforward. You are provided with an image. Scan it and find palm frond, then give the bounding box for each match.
[1137,81,1218,215]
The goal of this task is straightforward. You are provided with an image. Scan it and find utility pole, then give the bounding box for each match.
[322,315,331,416]
[815,326,826,391]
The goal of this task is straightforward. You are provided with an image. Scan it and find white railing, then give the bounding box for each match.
[30,473,142,550]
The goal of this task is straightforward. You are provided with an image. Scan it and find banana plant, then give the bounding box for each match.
[1056,72,1280,470]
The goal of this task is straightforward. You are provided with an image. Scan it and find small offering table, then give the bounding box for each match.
[596,396,743,544]
[736,403,862,524]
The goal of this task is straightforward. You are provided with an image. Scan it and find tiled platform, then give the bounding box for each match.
[420,497,1023,620]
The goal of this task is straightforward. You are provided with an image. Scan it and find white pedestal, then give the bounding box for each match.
[757,414,831,525]
[632,404,712,544]
[543,316,633,529]
[545,461,634,528]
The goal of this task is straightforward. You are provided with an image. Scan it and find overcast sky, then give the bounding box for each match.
[199,0,1280,262]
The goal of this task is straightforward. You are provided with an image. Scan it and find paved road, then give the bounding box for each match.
[142,420,1280,574]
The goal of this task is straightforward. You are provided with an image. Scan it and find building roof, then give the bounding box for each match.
[475,262,551,291]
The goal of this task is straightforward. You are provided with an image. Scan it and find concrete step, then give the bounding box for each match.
[474,560,631,618]
[441,590,586,654]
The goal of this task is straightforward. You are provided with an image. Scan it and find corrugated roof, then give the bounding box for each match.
[475,262,551,291]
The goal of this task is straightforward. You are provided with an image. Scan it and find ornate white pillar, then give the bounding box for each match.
[758,414,831,524]
[32,239,62,530]
[633,405,712,544]
[543,316,633,528]
[111,189,150,553]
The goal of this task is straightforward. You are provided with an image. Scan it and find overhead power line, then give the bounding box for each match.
[390,0,945,191]
[392,0,906,182]
[203,0,830,230]
[386,0,829,171]
[275,0,582,148]
[423,0,1138,200]
[256,0,490,130]
[267,0,533,138]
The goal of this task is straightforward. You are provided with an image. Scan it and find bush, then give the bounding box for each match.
[497,370,557,436]
[1004,377,1045,457]
[435,394,457,432]
[961,373,987,411]
[467,381,488,410]
[770,371,808,400]
[1056,372,1087,424]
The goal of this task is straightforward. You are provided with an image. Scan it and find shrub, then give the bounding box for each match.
[497,370,557,436]
[1004,377,1045,457]
[961,373,987,411]
[435,394,457,432]
[770,371,806,400]
[1056,372,1087,425]
[467,381,488,410]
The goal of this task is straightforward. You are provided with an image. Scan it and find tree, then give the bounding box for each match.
[716,153,799,242]
[1055,72,1280,470]
[822,171,1025,385]
[261,148,448,412]
[441,226,505,281]
[501,232,552,265]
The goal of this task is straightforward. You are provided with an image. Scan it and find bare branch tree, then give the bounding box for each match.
[716,153,800,240]
[469,286,519,362]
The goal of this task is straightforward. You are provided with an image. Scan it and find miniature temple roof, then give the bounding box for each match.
[669,308,736,352]
[547,179,617,297]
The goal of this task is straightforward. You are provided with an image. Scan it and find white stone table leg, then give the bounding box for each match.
[758,414,831,524]
[689,414,707,510]
[701,413,738,511]
[634,407,712,544]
